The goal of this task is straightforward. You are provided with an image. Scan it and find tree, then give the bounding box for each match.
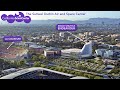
[50,67,55,70]
[66,70,70,73]
[33,61,41,67]
[0,59,4,63]
[94,76,103,79]
[111,38,117,45]
[109,67,120,74]
[57,67,63,72]
[98,60,103,65]
[87,74,94,79]
[39,54,47,61]
[17,60,26,67]
[40,64,46,68]
[11,61,19,67]
[74,71,84,76]
[54,68,58,71]
[87,60,95,63]
[115,61,120,67]
[61,68,67,73]
[74,71,81,76]
[70,70,75,74]
[32,55,39,61]
[97,56,102,60]
[84,73,89,78]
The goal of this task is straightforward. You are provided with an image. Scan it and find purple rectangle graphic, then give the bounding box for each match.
[56,24,77,31]
[3,36,22,42]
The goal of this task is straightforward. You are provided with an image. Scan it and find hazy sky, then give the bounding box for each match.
[0,11,120,21]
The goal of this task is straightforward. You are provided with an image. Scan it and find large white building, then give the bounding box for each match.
[104,50,113,58]
[61,41,93,59]
[95,49,113,58]
[95,49,106,57]
[61,48,81,59]
[79,41,93,58]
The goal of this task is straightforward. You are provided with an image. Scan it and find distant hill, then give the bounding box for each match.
[1,18,120,25]
[83,18,120,24]
[29,18,120,25]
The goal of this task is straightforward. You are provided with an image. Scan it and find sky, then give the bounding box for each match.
[0,11,120,21]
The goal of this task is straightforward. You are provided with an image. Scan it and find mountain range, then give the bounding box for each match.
[1,18,120,25]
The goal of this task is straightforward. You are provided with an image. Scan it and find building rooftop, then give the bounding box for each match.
[29,45,46,49]
[0,67,74,79]
[70,76,89,79]
[24,42,36,44]
[45,47,61,51]
[61,48,81,54]
[106,65,115,69]
[2,68,17,73]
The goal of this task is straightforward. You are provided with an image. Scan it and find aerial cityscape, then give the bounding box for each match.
[0,11,120,79]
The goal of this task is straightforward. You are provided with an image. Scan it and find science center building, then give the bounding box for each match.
[61,41,93,59]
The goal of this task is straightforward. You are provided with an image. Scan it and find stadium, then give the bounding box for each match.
[0,46,28,60]
[0,67,88,79]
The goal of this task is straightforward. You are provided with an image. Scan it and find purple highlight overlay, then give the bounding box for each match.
[3,36,22,42]
[1,12,31,23]
[56,24,77,31]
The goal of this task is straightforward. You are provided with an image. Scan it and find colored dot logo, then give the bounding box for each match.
[1,12,31,23]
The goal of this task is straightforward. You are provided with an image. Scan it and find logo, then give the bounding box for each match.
[1,12,31,23]
[56,24,77,31]
[3,36,22,42]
